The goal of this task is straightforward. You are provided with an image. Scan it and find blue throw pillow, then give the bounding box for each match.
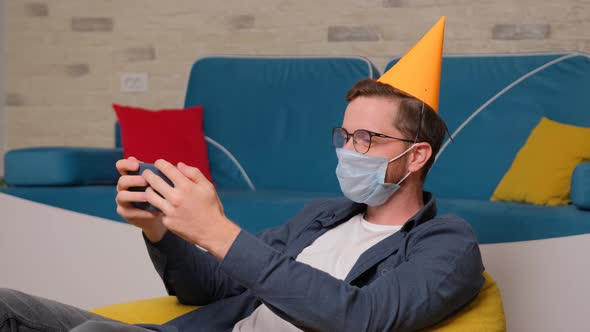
[571,162,590,210]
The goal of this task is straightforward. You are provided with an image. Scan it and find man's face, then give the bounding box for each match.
[340,96,411,183]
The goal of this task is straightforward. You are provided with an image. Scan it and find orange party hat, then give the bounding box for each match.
[378,16,445,112]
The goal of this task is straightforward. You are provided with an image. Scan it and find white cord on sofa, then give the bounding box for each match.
[435,52,581,161]
[205,136,256,191]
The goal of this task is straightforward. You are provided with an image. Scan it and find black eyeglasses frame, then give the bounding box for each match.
[332,127,415,154]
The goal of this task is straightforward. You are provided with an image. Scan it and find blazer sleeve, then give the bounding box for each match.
[143,199,331,306]
[218,218,485,332]
[144,230,244,305]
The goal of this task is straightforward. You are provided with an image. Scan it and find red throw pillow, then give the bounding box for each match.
[113,104,213,182]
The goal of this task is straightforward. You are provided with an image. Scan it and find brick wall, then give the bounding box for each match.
[4,0,590,155]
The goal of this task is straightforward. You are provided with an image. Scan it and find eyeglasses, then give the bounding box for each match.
[332,127,415,154]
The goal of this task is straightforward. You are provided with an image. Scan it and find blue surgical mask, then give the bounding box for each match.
[335,144,416,206]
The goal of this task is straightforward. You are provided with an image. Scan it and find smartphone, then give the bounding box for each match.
[127,163,175,212]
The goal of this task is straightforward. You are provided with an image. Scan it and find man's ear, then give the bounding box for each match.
[407,142,432,173]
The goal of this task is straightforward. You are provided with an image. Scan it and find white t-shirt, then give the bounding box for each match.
[233,213,402,332]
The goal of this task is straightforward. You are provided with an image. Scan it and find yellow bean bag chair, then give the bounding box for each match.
[91,272,506,331]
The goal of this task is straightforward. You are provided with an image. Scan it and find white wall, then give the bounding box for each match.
[0,193,167,309]
[0,0,5,177]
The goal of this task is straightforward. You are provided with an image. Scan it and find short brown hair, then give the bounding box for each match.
[345,79,448,180]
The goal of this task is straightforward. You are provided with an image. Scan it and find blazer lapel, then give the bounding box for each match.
[284,199,365,258]
[345,231,405,283]
[345,192,437,282]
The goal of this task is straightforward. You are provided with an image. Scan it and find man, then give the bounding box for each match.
[0,16,484,331]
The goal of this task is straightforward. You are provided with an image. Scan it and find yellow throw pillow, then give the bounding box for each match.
[92,273,505,331]
[90,296,199,324]
[423,272,506,332]
[491,117,590,205]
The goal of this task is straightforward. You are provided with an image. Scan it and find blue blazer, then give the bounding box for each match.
[143,192,484,332]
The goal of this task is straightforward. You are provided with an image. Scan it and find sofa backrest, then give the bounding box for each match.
[183,56,379,192]
[385,52,590,200]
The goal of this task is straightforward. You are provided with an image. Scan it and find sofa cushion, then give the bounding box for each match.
[437,197,590,244]
[113,104,213,182]
[4,147,123,186]
[3,184,590,244]
[183,56,379,192]
[491,117,590,206]
[0,185,122,221]
[0,185,337,235]
[218,190,339,234]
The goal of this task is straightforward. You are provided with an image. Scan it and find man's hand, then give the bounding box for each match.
[115,157,168,243]
[143,159,241,260]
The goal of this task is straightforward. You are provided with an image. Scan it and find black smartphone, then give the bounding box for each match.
[127,163,175,212]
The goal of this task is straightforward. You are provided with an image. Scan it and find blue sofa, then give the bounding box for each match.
[3,56,378,233]
[3,53,590,244]
[397,52,590,243]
